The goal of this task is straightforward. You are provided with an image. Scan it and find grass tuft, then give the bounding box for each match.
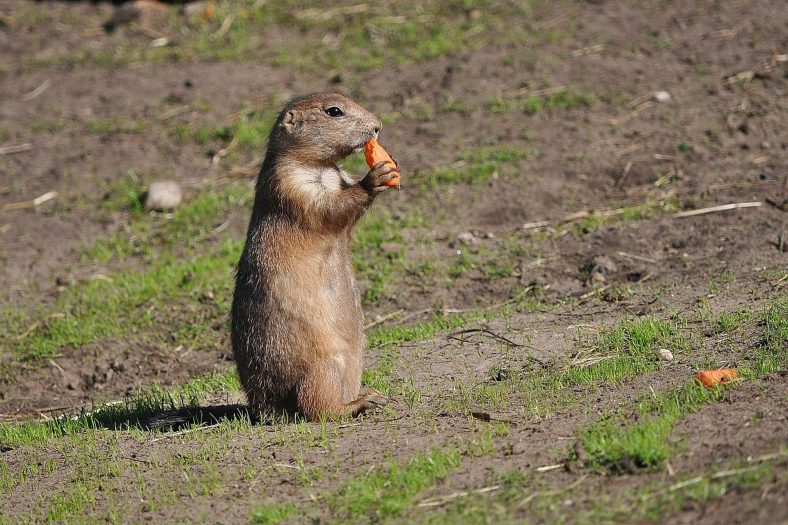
[330,447,461,522]
[577,300,786,473]
[0,372,240,448]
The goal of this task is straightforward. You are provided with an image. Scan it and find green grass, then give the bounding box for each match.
[330,448,461,522]
[0,371,240,448]
[29,121,66,134]
[172,108,278,150]
[368,314,471,349]
[401,451,785,525]
[441,316,686,416]
[579,382,720,473]
[576,300,786,474]
[417,145,537,189]
[250,447,462,524]
[5,239,242,364]
[82,181,253,264]
[87,117,147,135]
[489,88,596,114]
[353,209,427,302]
[251,503,296,525]
[567,316,688,386]
[22,1,536,73]
[712,309,751,334]
[569,198,680,235]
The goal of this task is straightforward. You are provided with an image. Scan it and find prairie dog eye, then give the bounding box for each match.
[326,106,344,117]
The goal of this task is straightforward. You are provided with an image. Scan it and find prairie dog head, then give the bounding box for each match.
[269,93,382,167]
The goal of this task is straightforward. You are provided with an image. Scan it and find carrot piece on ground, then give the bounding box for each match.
[364,139,400,188]
[696,369,738,388]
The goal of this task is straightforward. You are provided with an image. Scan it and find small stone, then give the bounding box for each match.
[657,348,673,361]
[145,180,183,210]
[652,90,671,103]
[587,255,617,276]
[456,231,479,246]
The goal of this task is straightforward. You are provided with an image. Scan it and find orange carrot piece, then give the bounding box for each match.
[696,369,738,388]
[364,139,400,188]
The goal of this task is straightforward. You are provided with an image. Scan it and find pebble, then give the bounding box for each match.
[588,255,618,275]
[652,90,671,103]
[456,231,479,246]
[657,348,674,361]
[145,180,183,210]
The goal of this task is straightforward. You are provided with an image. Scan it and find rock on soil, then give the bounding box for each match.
[652,90,671,103]
[145,181,183,210]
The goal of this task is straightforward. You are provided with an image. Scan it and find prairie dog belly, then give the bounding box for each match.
[268,240,364,359]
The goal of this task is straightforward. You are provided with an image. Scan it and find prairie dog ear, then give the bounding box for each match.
[282,110,302,133]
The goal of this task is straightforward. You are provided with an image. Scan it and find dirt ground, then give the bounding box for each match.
[0,0,786,523]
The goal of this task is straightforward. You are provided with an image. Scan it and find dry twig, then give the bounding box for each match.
[0,143,33,156]
[418,485,501,508]
[673,201,761,218]
[149,423,221,443]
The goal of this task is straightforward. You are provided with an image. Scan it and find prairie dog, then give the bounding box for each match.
[231,93,398,420]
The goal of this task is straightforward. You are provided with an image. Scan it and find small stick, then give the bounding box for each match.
[157,105,190,121]
[518,474,588,508]
[522,255,558,272]
[509,85,566,99]
[33,191,58,206]
[364,309,404,330]
[448,328,526,349]
[417,485,501,508]
[673,201,761,218]
[2,191,57,211]
[522,220,550,230]
[616,144,642,157]
[149,423,221,443]
[389,308,434,327]
[211,13,236,39]
[208,220,230,237]
[0,143,33,156]
[653,153,676,161]
[578,284,611,301]
[535,463,564,472]
[571,44,604,57]
[212,137,238,166]
[610,101,653,126]
[616,251,657,264]
[448,328,546,366]
[615,160,633,189]
[22,79,51,101]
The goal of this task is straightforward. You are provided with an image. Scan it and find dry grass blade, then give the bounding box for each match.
[21,79,51,101]
[149,423,221,443]
[616,251,657,264]
[673,201,761,218]
[417,485,501,508]
[0,143,33,155]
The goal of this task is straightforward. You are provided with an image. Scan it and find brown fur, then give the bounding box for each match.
[231,93,397,420]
